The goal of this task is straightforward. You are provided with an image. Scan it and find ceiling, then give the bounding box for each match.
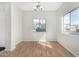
[14,2,63,11]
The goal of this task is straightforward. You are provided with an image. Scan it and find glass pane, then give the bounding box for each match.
[40,19,46,32]
[63,13,70,32]
[71,8,79,34]
[64,13,70,24]
[33,19,46,32]
[33,19,40,30]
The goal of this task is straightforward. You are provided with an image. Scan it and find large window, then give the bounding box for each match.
[63,8,79,35]
[33,19,46,32]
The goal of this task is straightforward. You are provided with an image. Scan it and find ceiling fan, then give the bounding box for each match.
[33,2,43,11]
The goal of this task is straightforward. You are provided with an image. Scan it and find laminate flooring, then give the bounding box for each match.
[0,41,74,57]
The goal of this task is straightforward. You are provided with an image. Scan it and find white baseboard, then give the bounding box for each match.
[16,40,22,45]
[58,40,78,57]
[10,46,16,51]
[4,46,16,51]
[22,39,57,41]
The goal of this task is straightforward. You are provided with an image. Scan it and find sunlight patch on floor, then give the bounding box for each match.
[38,33,53,48]
[38,41,53,48]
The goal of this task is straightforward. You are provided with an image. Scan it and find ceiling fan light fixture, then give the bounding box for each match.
[33,2,43,11]
[36,2,40,5]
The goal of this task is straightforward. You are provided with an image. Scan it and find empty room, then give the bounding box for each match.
[0,2,79,57]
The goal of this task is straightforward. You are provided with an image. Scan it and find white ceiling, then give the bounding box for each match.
[14,2,63,11]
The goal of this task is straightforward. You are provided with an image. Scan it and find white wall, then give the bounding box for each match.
[11,3,23,50]
[0,2,11,50]
[23,11,57,41]
[57,2,79,56]
[0,3,6,47]
[0,3,23,50]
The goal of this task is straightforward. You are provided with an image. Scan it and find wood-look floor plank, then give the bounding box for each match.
[0,41,74,57]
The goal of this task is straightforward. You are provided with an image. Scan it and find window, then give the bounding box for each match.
[33,19,46,32]
[63,8,79,35]
[63,13,70,32]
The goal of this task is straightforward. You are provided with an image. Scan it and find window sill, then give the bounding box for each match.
[32,30,46,33]
[62,32,79,39]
